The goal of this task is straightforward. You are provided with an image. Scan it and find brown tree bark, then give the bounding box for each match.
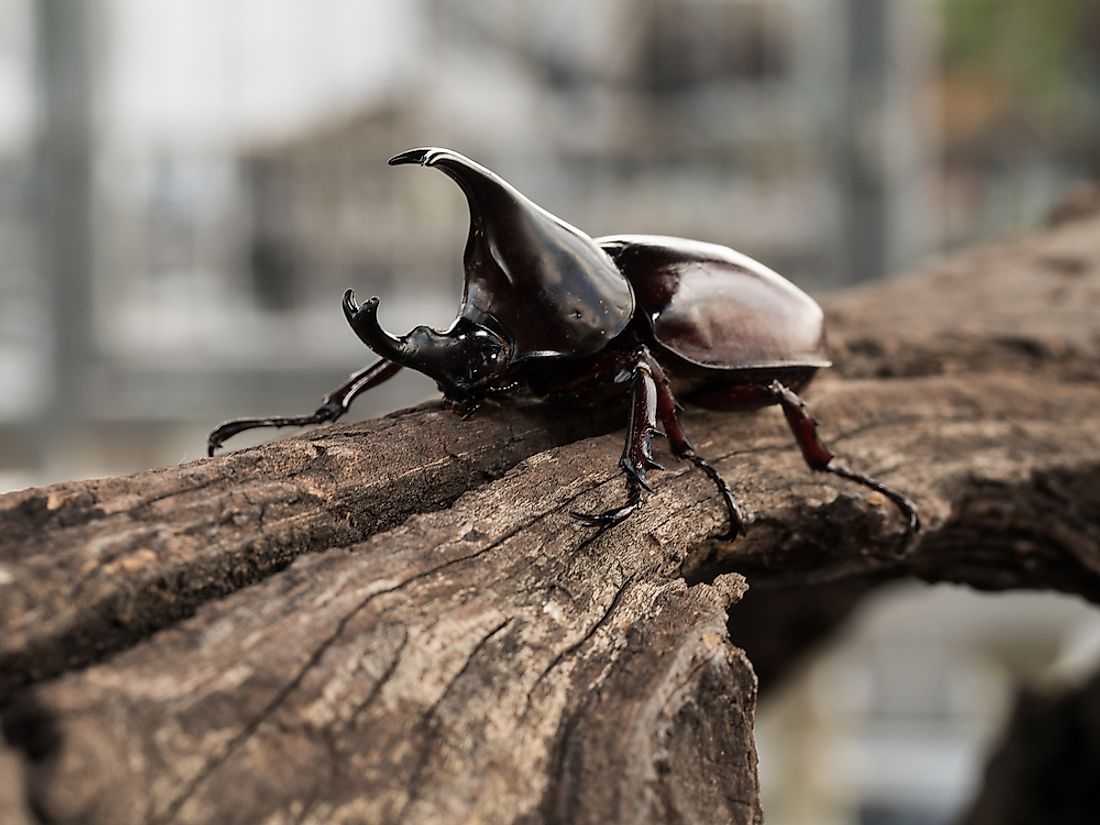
[2,209,1100,824]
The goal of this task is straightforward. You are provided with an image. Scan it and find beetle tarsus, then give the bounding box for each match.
[825,463,920,533]
[570,492,642,528]
[683,451,746,540]
[644,353,747,540]
[570,479,644,548]
[207,406,336,457]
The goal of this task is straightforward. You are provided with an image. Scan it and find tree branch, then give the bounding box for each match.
[2,212,1100,824]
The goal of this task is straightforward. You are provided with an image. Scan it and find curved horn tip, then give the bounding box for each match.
[388,148,439,167]
[342,288,359,321]
[343,292,403,358]
[342,289,382,321]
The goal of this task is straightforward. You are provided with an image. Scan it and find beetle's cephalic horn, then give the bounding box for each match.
[387,147,635,360]
[344,289,480,390]
[343,290,415,363]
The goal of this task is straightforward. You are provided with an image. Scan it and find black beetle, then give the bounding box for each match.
[209,147,918,541]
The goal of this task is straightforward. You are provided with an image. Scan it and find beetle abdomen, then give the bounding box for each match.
[598,235,829,371]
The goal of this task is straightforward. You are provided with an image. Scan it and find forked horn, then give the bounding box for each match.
[342,290,415,363]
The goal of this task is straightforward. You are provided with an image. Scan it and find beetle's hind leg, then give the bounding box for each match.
[207,358,402,456]
[768,381,919,532]
[570,351,664,540]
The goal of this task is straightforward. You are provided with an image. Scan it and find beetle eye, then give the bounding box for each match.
[450,325,508,389]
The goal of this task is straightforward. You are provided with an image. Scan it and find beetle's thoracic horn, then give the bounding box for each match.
[388,147,436,167]
[387,146,636,360]
[342,290,413,363]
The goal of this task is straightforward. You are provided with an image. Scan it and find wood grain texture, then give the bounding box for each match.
[0,402,622,699]
[2,212,1100,824]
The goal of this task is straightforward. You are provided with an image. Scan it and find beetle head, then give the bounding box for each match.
[343,291,509,400]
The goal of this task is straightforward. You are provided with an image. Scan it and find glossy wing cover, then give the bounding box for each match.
[599,235,829,370]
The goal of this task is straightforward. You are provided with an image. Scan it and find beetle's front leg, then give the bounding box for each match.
[444,395,481,420]
[646,356,746,540]
[207,358,401,455]
[570,351,663,538]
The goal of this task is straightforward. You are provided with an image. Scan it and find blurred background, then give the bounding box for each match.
[1,1,1099,823]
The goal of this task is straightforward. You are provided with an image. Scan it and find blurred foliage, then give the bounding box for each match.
[942,0,1097,104]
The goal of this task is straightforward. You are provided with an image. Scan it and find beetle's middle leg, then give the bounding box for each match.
[645,355,746,540]
[570,349,664,537]
[569,347,747,541]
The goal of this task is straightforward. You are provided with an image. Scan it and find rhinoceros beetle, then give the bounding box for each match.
[209,147,919,541]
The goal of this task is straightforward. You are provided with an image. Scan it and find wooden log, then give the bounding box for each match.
[2,211,1100,824]
[0,402,620,700]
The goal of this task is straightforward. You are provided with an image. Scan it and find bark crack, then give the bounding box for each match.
[525,575,633,712]
[154,551,511,823]
[397,617,513,823]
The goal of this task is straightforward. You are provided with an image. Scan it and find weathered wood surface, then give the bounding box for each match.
[2,210,1100,824]
[0,401,622,700]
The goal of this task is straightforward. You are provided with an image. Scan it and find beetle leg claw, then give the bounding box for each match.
[569,503,638,528]
[676,449,745,541]
[570,479,645,546]
[827,463,921,533]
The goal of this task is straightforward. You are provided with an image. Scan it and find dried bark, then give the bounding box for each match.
[0,400,621,700]
[2,212,1100,824]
